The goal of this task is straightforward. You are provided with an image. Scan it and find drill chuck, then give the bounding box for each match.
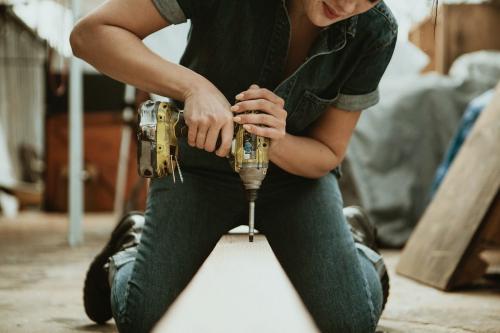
[246,189,258,202]
[248,200,256,242]
[228,108,269,241]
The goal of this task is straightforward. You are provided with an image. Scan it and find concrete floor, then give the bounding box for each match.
[0,212,499,333]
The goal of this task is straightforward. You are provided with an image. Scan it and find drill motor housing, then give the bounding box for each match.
[137,100,182,178]
[137,100,269,181]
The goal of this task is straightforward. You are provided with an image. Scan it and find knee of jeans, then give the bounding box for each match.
[115,313,158,333]
[323,312,376,333]
[114,316,133,333]
[110,259,157,333]
[115,316,146,333]
[318,290,378,333]
[114,288,162,333]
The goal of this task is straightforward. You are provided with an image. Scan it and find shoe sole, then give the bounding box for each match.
[381,269,390,312]
[83,211,144,324]
[344,206,390,312]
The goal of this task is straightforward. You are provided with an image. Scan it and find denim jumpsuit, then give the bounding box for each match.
[110,1,397,332]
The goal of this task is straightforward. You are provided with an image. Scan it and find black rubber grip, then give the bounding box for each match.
[174,112,223,148]
[174,112,189,138]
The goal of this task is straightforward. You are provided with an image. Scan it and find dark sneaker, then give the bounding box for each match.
[343,206,390,312]
[83,211,145,324]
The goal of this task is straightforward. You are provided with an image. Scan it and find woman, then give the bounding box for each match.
[71,0,397,332]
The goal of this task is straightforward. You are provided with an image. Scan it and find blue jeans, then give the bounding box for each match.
[430,89,494,198]
[109,162,383,333]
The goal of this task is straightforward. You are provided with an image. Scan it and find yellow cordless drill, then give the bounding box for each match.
[137,100,269,242]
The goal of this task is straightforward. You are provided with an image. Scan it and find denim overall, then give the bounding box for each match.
[110,1,397,332]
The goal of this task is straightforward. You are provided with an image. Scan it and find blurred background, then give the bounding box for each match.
[0,0,499,332]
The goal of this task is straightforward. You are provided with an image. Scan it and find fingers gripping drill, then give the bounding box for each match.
[137,100,269,242]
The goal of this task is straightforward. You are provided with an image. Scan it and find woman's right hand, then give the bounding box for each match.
[183,83,234,157]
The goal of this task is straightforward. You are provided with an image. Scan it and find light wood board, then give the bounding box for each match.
[397,83,500,290]
[153,234,319,333]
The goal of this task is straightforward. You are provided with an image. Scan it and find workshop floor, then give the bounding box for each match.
[0,212,499,333]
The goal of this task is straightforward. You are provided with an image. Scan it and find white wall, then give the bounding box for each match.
[0,14,46,184]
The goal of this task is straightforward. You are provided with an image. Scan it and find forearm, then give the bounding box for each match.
[269,133,341,179]
[70,23,209,101]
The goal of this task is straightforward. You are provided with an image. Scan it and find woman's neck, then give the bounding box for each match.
[286,0,321,37]
[283,0,322,77]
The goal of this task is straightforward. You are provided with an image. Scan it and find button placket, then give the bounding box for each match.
[258,1,290,90]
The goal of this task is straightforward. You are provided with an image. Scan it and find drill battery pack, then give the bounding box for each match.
[136,100,181,179]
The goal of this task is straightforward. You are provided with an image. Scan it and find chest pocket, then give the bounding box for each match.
[286,90,339,134]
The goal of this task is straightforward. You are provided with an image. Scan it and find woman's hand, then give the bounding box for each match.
[231,85,287,142]
[183,82,234,157]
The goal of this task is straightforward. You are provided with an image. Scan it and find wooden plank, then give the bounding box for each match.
[153,235,319,333]
[452,193,500,287]
[397,83,500,290]
[435,4,500,74]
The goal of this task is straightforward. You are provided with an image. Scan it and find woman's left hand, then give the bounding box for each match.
[231,84,287,141]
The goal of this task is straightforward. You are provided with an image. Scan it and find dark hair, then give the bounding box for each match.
[433,0,439,31]
[434,1,439,18]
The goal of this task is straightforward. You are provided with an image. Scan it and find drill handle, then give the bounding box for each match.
[174,112,189,138]
[174,112,224,149]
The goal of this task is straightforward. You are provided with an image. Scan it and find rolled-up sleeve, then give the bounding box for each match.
[332,36,397,111]
[151,0,189,24]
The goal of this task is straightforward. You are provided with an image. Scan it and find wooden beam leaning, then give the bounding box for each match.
[452,192,500,287]
[397,83,500,290]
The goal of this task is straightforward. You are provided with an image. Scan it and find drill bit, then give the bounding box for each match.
[249,200,255,242]
[170,155,176,183]
[175,156,184,183]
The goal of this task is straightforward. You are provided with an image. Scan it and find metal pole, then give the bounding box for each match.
[113,85,135,218]
[68,0,84,246]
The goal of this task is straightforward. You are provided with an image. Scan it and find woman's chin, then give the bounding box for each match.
[310,14,337,28]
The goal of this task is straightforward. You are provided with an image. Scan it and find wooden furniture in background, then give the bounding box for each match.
[44,112,146,212]
[397,84,500,290]
[408,15,436,73]
[409,3,500,74]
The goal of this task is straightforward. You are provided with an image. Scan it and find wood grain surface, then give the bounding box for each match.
[397,84,500,289]
[153,234,319,333]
